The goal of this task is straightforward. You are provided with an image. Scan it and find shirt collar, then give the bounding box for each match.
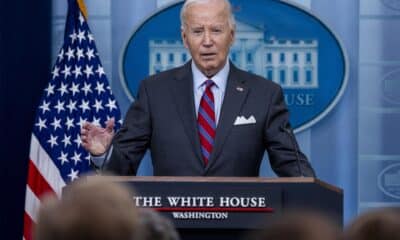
[192,59,230,90]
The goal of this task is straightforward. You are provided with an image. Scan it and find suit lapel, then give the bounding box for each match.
[170,62,203,164]
[206,64,249,171]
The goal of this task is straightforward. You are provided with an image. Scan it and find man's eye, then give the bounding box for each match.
[192,29,203,34]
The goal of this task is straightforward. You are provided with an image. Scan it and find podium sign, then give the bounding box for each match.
[97,177,342,239]
[126,180,282,229]
[107,177,342,226]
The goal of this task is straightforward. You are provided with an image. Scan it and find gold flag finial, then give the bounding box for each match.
[77,0,88,20]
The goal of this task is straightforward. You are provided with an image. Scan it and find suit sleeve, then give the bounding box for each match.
[264,85,316,177]
[103,80,152,175]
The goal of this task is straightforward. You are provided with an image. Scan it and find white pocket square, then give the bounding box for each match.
[233,115,256,125]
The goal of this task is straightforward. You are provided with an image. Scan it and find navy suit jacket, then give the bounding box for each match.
[105,61,315,177]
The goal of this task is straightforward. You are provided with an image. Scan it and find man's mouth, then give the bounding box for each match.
[200,53,216,59]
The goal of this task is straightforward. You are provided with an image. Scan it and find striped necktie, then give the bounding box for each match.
[198,79,216,166]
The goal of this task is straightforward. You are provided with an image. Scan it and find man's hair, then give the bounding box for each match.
[35,176,141,240]
[344,208,400,240]
[180,0,236,30]
[248,211,342,240]
[138,208,180,240]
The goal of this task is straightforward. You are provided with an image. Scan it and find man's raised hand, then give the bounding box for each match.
[81,118,115,156]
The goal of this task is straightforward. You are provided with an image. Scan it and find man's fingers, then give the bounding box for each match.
[81,141,88,149]
[81,122,95,134]
[105,118,115,133]
[82,121,91,129]
[81,137,90,151]
[81,134,87,142]
[80,128,87,135]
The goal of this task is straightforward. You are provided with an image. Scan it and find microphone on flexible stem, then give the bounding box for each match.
[280,123,303,177]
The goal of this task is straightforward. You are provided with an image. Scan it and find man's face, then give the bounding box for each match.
[181,1,235,77]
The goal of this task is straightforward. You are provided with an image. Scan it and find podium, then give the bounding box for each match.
[104,177,342,240]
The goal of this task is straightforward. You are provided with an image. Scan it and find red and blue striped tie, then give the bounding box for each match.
[198,80,216,166]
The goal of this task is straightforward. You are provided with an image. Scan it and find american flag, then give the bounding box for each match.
[23,0,121,239]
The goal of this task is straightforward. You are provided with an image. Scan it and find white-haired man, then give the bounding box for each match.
[81,0,315,177]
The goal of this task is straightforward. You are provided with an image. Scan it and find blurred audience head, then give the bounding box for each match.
[35,175,140,240]
[344,208,400,240]
[137,208,180,240]
[249,210,342,240]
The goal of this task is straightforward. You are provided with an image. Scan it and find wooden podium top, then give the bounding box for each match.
[95,176,342,194]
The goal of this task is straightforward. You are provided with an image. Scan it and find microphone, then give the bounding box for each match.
[280,123,303,177]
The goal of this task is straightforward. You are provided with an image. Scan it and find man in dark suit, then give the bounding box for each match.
[81,0,315,177]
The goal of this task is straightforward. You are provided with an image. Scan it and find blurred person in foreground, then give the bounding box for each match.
[138,208,180,240]
[248,210,342,240]
[81,0,315,177]
[344,208,400,240]
[35,176,141,240]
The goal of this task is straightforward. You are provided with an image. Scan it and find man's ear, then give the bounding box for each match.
[181,28,189,49]
[229,28,235,46]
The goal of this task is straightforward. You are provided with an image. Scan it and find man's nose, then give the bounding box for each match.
[202,31,213,46]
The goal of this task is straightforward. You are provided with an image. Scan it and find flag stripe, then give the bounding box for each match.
[23,212,34,240]
[24,186,41,223]
[29,134,66,197]
[27,159,55,197]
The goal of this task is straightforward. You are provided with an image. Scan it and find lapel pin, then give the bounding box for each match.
[236,86,244,92]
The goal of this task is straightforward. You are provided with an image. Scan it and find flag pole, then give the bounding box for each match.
[77,0,88,20]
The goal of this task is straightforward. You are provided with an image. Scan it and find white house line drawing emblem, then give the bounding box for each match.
[121,0,348,133]
[148,20,318,89]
